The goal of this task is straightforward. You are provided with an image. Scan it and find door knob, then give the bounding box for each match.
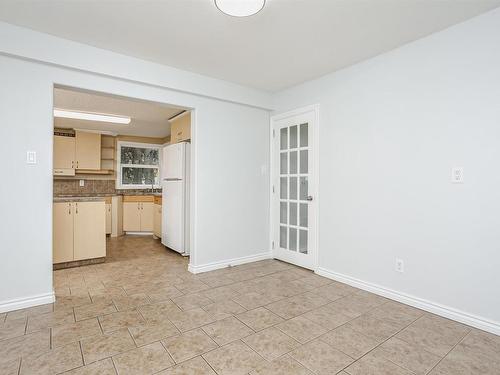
[306,196,313,201]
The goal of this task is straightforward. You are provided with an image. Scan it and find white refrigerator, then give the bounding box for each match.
[161,142,190,255]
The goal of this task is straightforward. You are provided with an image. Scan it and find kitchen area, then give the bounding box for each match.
[52,87,191,269]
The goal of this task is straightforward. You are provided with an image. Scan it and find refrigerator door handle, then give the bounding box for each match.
[164,178,183,181]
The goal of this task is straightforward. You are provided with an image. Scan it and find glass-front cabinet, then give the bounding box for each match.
[117,141,161,189]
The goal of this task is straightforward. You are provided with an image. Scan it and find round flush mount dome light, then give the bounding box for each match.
[215,0,266,17]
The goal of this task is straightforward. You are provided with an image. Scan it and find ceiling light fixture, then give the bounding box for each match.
[214,0,265,17]
[53,109,131,124]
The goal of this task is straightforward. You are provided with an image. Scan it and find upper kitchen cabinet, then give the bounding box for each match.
[170,112,191,144]
[75,130,101,170]
[53,135,76,176]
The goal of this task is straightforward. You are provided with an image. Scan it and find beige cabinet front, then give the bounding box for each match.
[140,202,154,232]
[53,202,74,263]
[123,202,141,231]
[74,201,106,261]
[123,199,155,232]
[53,201,106,264]
[105,203,112,234]
[170,112,191,143]
[75,130,101,170]
[53,135,75,176]
[153,203,162,238]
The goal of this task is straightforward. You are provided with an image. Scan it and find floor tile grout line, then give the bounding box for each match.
[338,312,427,375]
[201,355,220,375]
[78,340,85,367]
[424,328,472,374]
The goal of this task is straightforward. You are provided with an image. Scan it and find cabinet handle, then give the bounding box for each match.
[76,161,79,168]
[75,202,78,214]
[68,203,71,214]
[71,160,74,168]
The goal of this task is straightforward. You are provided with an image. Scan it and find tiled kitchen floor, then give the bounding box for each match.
[1,236,499,374]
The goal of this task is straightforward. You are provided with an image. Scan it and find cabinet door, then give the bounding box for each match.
[123,202,141,231]
[105,203,112,234]
[180,113,191,141]
[74,201,106,260]
[153,204,162,237]
[170,113,191,143]
[75,131,101,170]
[53,135,75,176]
[170,120,181,144]
[140,202,154,232]
[53,202,74,263]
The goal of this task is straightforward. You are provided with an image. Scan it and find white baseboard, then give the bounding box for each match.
[188,251,273,274]
[316,267,500,336]
[0,291,55,314]
[124,232,153,236]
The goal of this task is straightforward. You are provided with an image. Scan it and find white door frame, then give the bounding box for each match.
[269,104,320,271]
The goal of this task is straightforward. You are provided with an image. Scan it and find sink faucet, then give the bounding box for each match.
[151,182,155,194]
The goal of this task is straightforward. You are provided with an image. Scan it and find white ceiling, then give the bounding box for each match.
[1,0,500,92]
[53,87,184,138]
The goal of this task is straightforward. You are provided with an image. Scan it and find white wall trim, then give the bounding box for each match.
[316,267,500,336]
[188,251,273,274]
[0,291,55,314]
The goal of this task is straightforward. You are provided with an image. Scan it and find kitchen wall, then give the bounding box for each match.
[273,8,500,333]
[0,23,271,312]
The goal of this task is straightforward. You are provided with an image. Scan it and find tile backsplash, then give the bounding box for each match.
[54,179,162,196]
[54,179,116,195]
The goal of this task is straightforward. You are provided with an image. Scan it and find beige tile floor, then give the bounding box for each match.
[1,236,499,374]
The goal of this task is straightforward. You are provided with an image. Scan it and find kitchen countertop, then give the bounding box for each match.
[53,196,109,203]
[53,192,162,202]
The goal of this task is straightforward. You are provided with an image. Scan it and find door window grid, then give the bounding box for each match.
[279,123,309,254]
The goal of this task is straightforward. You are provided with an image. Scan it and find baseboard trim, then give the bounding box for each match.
[124,231,153,236]
[188,251,273,274]
[0,291,55,314]
[316,267,500,336]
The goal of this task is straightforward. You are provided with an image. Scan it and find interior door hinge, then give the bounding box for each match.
[272,129,275,138]
[272,241,275,249]
[272,185,275,194]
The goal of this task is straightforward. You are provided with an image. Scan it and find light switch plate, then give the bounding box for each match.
[451,167,464,183]
[26,151,37,164]
[79,179,85,187]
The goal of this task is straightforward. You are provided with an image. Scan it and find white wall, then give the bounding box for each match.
[273,8,500,333]
[0,35,270,311]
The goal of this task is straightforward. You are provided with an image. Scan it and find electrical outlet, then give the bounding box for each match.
[451,167,464,183]
[395,259,404,273]
[79,180,85,187]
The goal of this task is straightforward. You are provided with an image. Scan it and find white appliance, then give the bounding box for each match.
[161,142,190,255]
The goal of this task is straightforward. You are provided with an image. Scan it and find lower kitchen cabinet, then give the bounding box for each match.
[141,202,154,232]
[53,202,75,263]
[105,202,112,234]
[73,202,106,260]
[123,196,154,232]
[153,197,162,238]
[53,201,106,264]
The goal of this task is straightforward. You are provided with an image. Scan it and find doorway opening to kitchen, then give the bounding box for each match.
[52,85,193,279]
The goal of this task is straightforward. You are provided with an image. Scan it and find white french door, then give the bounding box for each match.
[271,106,318,270]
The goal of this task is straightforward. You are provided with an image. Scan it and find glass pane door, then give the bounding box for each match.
[279,122,310,255]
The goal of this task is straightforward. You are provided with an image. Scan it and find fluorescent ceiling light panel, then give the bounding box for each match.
[53,109,131,124]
